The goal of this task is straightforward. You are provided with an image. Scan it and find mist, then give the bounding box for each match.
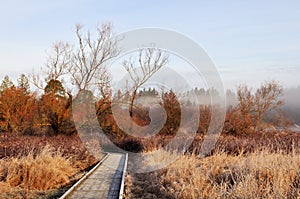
[282,86,300,125]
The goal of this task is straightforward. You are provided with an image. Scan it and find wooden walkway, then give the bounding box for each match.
[60,153,128,199]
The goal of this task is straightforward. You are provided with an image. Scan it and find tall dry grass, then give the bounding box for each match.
[125,149,300,199]
[0,145,77,198]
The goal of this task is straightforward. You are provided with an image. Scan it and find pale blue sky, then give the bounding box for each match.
[0,0,300,89]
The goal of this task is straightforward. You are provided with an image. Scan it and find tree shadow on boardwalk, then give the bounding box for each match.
[106,154,126,199]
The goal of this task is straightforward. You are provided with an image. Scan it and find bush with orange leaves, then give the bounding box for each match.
[0,87,38,134]
[224,81,284,135]
[37,79,75,135]
[39,92,74,135]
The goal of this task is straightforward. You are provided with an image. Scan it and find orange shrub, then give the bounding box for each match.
[0,87,38,134]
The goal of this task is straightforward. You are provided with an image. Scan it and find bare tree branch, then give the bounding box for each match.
[122,48,169,117]
[31,22,118,100]
[45,42,71,82]
[68,23,119,92]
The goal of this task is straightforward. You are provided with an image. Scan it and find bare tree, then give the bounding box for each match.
[237,81,284,129]
[30,23,118,135]
[32,22,118,98]
[96,66,112,98]
[68,23,118,92]
[45,42,71,81]
[122,48,169,117]
[31,42,71,91]
[254,81,284,125]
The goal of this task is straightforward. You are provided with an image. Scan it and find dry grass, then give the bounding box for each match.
[0,145,77,198]
[125,149,300,199]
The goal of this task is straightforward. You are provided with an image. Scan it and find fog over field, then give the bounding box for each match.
[1,1,300,198]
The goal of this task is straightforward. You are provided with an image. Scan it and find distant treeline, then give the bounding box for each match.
[0,74,294,138]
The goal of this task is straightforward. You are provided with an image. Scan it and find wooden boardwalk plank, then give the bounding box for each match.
[61,153,127,199]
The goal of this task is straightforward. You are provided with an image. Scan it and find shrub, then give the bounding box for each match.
[38,93,74,135]
[0,87,38,134]
[224,81,284,135]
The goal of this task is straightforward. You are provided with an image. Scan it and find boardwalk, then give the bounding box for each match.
[60,153,128,199]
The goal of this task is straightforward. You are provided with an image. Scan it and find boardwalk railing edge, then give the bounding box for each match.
[59,152,110,199]
[119,153,128,199]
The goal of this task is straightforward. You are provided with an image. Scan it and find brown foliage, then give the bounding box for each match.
[198,105,212,134]
[0,87,38,134]
[39,93,74,135]
[224,81,284,135]
[188,131,300,156]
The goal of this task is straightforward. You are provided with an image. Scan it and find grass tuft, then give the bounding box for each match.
[0,145,77,198]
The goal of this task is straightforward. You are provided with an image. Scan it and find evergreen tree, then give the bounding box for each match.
[44,79,66,97]
[0,75,14,93]
[17,74,30,94]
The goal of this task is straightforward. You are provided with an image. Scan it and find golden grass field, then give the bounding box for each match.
[1,132,300,198]
[0,134,99,198]
[0,146,77,198]
[125,148,300,199]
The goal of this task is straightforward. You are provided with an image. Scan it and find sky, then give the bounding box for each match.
[0,0,300,90]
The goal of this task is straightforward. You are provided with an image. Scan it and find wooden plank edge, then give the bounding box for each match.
[119,153,128,199]
[59,152,110,199]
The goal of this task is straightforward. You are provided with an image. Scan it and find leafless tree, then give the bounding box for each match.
[32,22,118,99]
[68,23,118,92]
[122,48,169,117]
[31,42,71,90]
[96,66,112,98]
[45,42,71,81]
